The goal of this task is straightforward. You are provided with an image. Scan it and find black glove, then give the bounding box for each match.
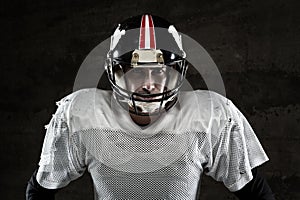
[26,168,59,200]
[233,167,275,200]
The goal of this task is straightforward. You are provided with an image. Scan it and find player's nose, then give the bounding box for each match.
[142,71,155,92]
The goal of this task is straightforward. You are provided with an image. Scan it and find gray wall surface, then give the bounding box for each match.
[1,0,299,199]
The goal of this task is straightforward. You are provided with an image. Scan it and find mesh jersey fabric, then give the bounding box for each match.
[36,88,269,199]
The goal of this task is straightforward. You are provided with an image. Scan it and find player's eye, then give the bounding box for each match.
[132,68,143,74]
[152,68,166,75]
[128,68,146,78]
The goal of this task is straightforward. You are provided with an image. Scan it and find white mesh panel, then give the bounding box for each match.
[80,129,205,199]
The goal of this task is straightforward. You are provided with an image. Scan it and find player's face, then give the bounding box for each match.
[124,65,167,98]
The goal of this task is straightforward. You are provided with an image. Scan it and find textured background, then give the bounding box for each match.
[1,0,299,199]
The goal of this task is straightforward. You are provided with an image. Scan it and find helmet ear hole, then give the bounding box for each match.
[113,64,123,74]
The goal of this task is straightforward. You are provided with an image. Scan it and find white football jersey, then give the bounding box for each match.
[37,88,269,199]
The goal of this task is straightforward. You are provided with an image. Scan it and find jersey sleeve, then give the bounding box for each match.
[205,99,269,192]
[36,96,86,189]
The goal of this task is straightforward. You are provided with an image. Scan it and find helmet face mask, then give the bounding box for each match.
[106,14,188,116]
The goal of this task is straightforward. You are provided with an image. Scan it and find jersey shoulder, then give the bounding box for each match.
[195,90,245,123]
[181,90,239,134]
[58,88,111,112]
[56,88,112,133]
[192,90,233,120]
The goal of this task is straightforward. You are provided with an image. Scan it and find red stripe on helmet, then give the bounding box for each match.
[148,15,156,49]
[139,15,146,49]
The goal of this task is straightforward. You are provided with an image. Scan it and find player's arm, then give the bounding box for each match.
[204,97,275,199]
[26,168,59,200]
[233,167,275,200]
[26,95,86,199]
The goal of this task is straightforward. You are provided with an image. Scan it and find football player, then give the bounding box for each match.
[26,14,274,199]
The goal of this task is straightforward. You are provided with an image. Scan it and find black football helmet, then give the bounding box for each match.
[105,14,188,116]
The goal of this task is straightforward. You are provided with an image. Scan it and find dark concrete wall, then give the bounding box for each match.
[1,0,299,199]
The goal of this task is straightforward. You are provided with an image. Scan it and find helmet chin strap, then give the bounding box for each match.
[129,101,163,114]
[116,94,174,115]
